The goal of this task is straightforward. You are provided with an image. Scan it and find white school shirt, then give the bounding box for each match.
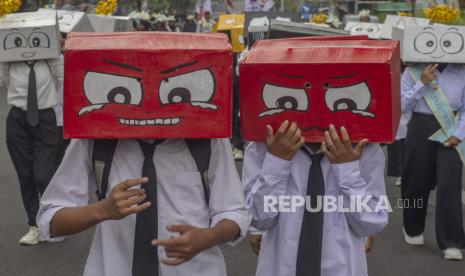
[0,59,63,111]
[242,143,388,276]
[38,138,249,276]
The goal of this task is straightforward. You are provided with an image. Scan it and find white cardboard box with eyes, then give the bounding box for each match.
[0,11,61,62]
[344,22,384,39]
[87,14,134,32]
[38,9,94,33]
[393,25,465,63]
[381,15,430,39]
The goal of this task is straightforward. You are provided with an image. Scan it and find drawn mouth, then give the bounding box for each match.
[21,52,36,58]
[118,117,181,126]
[431,54,445,59]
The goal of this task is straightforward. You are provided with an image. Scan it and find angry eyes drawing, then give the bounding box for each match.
[259,79,374,119]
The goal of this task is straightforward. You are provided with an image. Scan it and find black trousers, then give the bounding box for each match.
[6,107,58,226]
[387,139,406,177]
[55,126,70,168]
[402,112,465,249]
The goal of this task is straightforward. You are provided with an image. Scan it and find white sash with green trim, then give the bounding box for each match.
[407,65,465,164]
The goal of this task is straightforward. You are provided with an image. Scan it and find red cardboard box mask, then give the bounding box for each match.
[64,32,232,139]
[239,39,400,143]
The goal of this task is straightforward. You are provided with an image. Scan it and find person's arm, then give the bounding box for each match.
[50,178,151,237]
[47,58,64,90]
[401,64,437,113]
[153,219,240,266]
[38,140,150,240]
[243,121,304,231]
[322,125,388,237]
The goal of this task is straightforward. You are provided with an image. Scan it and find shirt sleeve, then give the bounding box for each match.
[37,139,95,241]
[0,62,9,89]
[242,142,292,231]
[453,76,465,140]
[401,69,426,113]
[208,138,250,246]
[331,144,389,237]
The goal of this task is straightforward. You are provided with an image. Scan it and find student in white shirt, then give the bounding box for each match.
[243,121,388,276]
[37,138,249,276]
[0,58,63,245]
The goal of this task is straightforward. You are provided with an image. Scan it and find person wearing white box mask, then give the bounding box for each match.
[399,25,465,261]
[0,11,63,245]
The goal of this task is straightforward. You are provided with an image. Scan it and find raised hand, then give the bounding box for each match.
[322,125,368,164]
[100,177,151,220]
[266,120,306,161]
[421,64,438,86]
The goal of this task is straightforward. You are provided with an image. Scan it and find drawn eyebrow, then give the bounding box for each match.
[104,59,143,73]
[9,28,19,32]
[160,60,198,75]
[448,27,459,32]
[32,28,42,31]
[277,73,304,79]
[423,26,434,31]
[329,73,358,80]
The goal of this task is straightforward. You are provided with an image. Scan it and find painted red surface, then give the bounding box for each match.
[239,39,401,143]
[64,32,233,139]
[252,35,369,48]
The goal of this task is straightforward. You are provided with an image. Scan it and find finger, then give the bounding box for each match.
[161,257,188,266]
[340,126,353,152]
[167,224,191,234]
[121,188,146,199]
[165,249,190,258]
[153,236,186,248]
[431,64,439,71]
[324,131,336,152]
[266,125,274,144]
[285,122,298,139]
[329,125,342,149]
[321,140,335,161]
[119,177,148,191]
[277,120,289,136]
[123,201,151,215]
[354,139,369,154]
[121,193,146,208]
[291,137,305,151]
[444,142,451,147]
[291,128,302,144]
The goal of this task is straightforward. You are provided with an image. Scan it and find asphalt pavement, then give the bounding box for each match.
[0,93,464,275]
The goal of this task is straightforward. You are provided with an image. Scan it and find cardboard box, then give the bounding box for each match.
[268,20,349,39]
[87,14,134,32]
[64,32,232,139]
[253,34,368,48]
[393,25,465,63]
[0,11,61,62]
[38,9,94,33]
[216,14,245,53]
[239,39,401,143]
[344,22,385,39]
[244,12,300,46]
[381,15,430,39]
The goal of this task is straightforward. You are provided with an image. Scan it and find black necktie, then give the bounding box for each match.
[296,149,325,276]
[26,61,39,127]
[133,140,163,276]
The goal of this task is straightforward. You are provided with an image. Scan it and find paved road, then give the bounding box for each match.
[0,94,464,275]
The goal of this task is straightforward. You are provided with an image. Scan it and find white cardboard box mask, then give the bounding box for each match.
[381,15,430,39]
[38,9,94,33]
[87,14,134,32]
[393,25,465,63]
[344,22,384,39]
[0,11,61,62]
